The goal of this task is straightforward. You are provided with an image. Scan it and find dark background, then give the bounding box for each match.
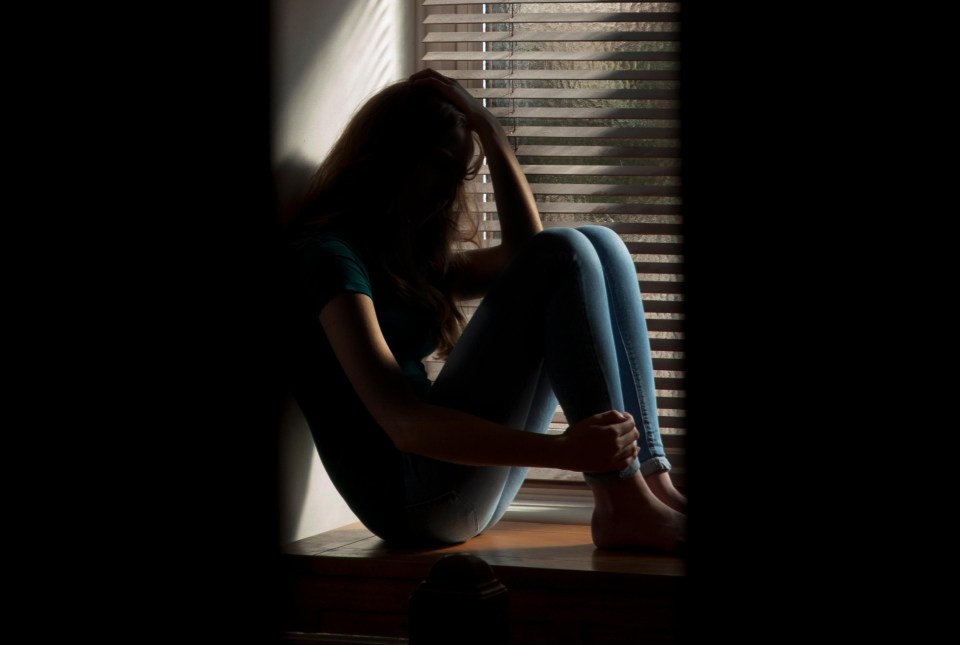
[14,2,935,642]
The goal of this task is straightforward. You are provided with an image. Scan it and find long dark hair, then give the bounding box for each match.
[289,79,483,357]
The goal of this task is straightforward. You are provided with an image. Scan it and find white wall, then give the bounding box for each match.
[271,0,415,544]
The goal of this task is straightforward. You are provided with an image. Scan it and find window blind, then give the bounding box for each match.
[420,1,684,487]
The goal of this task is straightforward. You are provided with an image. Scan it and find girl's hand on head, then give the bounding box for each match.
[409,68,494,131]
[554,410,640,473]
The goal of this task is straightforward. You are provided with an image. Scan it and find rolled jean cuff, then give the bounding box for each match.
[583,456,641,486]
[638,455,672,477]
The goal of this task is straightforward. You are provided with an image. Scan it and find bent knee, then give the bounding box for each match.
[528,227,600,264]
[576,224,628,253]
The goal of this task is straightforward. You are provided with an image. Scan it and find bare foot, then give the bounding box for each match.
[644,470,687,514]
[589,472,685,552]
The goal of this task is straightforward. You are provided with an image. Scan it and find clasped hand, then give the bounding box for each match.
[555,410,640,473]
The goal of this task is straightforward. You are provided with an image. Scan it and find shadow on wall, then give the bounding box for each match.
[277,395,321,543]
[272,0,413,543]
[272,155,317,227]
[272,0,400,225]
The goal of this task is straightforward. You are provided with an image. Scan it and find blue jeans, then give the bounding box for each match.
[402,226,672,544]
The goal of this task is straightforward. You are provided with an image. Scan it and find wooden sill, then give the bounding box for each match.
[282,520,685,644]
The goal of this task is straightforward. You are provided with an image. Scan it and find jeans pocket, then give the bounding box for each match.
[406,490,479,545]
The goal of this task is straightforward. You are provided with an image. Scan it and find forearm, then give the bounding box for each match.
[474,115,542,251]
[393,403,638,474]
[394,402,560,469]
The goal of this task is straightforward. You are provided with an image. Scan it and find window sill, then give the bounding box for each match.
[282,519,684,641]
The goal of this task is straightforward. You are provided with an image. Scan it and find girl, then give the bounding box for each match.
[284,69,685,551]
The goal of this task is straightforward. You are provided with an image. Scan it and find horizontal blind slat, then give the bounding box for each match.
[423,51,680,62]
[423,0,674,4]
[471,201,682,215]
[470,88,677,100]
[489,108,679,121]
[478,164,678,177]
[440,69,679,81]
[648,376,683,388]
[424,31,681,43]
[487,107,679,119]
[424,12,680,24]
[514,145,681,159]
[505,126,678,139]
[467,183,681,197]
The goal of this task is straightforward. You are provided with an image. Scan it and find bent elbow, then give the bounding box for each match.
[389,426,428,456]
[380,404,426,454]
[389,429,416,454]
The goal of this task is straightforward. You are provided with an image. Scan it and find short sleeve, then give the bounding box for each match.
[289,232,373,320]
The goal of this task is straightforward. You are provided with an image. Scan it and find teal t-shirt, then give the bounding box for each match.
[284,225,422,539]
[287,227,438,397]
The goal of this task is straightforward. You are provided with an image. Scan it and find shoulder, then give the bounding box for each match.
[290,227,366,270]
[291,227,361,259]
[287,227,374,312]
